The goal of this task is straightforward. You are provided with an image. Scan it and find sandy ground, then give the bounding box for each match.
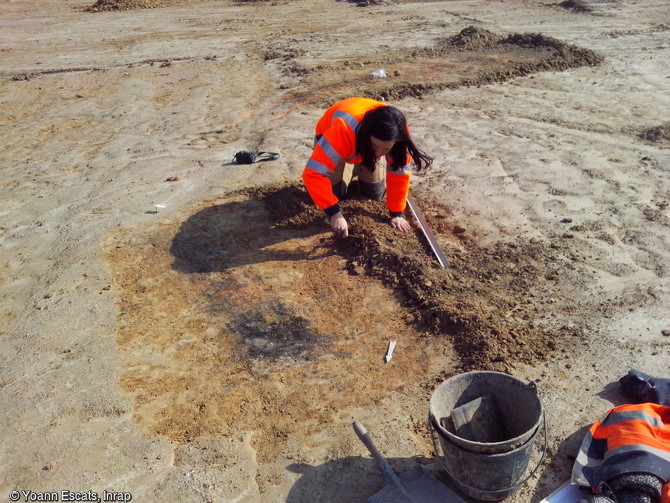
[1,0,669,502]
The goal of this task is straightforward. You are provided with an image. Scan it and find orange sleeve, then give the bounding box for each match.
[385,151,413,214]
[303,120,356,213]
[302,167,338,211]
[386,171,411,213]
[594,403,670,452]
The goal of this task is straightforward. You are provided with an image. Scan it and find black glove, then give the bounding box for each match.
[619,369,670,406]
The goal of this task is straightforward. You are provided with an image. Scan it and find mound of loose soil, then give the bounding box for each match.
[247,183,589,371]
[640,123,670,145]
[557,0,594,14]
[85,0,160,12]
[345,0,386,6]
[262,26,603,110]
[434,26,504,52]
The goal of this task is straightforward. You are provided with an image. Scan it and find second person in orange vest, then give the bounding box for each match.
[302,97,433,238]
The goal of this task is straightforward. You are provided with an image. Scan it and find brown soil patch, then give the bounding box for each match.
[102,183,639,462]
[85,0,160,11]
[270,185,590,371]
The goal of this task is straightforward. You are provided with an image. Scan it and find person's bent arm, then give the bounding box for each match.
[385,151,412,232]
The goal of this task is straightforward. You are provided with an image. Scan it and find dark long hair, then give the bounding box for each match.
[356,105,433,172]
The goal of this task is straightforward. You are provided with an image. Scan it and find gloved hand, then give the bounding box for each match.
[619,369,670,406]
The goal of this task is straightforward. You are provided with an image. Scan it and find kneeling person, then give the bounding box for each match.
[302,97,432,238]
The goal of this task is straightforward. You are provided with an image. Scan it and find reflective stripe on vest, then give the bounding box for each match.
[388,161,412,175]
[600,408,666,429]
[316,136,344,169]
[305,158,332,177]
[576,442,670,472]
[332,109,360,133]
[305,135,355,176]
[332,107,361,163]
[571,403,670,488]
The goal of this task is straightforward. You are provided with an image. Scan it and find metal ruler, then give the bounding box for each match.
[406,194,450,269]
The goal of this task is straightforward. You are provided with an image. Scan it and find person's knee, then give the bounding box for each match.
[332,180,348,199]
[359,180,386,201]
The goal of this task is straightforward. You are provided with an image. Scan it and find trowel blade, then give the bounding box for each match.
[406,194,450,269]
[369,465,465,503]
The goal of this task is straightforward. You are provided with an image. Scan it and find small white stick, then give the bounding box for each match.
[154,204,167,213]
[384,341,397,363]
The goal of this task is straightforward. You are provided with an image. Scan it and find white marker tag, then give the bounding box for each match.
[384,341,397,363]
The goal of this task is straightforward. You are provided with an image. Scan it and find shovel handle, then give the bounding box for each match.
[353,421,415,501]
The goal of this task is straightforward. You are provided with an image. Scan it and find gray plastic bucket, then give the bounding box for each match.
[429,371,546,501]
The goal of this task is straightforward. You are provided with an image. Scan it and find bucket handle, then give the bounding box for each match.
[429,410,547,497]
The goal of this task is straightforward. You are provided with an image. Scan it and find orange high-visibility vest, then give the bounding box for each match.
[302,97,413,215]
[572,403,670,492]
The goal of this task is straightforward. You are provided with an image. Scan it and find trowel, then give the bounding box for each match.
[406,194,449,268]
[353,421,465,503]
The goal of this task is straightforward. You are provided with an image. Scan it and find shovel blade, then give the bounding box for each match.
[369,465,465,503]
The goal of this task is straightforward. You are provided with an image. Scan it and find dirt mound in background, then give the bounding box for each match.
[85,0,160,11]
[424,27,602,66]
[640,123,670,145]
[261,26,603,111]
[346,0,387,6]
[434,26,504,52]
[557,0,594,14]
